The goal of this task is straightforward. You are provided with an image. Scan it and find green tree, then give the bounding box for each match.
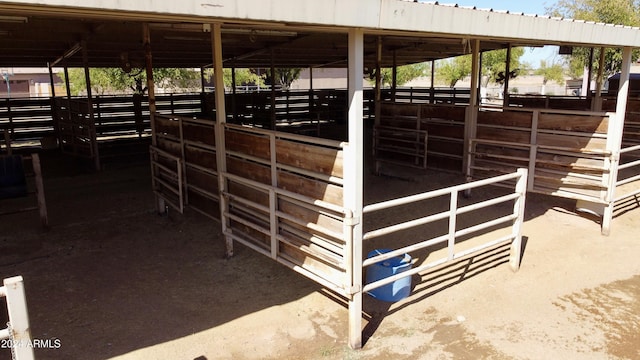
[262,68,303,90]
[61,68,201,96]
[434,48,525,87]
[535,60,567,94]
[371,62,430,87]
[436,55,472,87]
[481,47,526,86]
[221,68,265,89]
[546,0,640,77]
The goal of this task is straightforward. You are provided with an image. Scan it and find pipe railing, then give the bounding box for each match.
[0,276,34,360]
[361,168,527,294]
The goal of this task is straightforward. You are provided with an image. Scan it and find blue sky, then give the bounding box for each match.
[438,1,559,66]
[445,1,553,15]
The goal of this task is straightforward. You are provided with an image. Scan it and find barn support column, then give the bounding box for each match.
[391,49,397,102]
[346,27,364,350]
[211,23,232,257]
[592,48,606,111]
[430,59,435,103]
[602,46,632,236]
[464,39,480,176]
[375,36,382,121]
[586,48,595,98]
[63,65,71,99]
[47,63,56,98]
[144,23,165,214]
[270,51,276,129]
[81,40,100,171]
[502,44,512,107]
[200,67,205,93]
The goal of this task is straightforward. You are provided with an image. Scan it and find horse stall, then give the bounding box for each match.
[150,94,528,348]
[377,94,637,236]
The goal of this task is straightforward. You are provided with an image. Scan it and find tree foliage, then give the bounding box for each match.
[434,47,526,87]
[61,68,201,96]
[372,62,430,87]
[481,47,526,85]
[205,68,266,89]
[535,60,566,85]
[546,0,640,78]
[436,55,472,87]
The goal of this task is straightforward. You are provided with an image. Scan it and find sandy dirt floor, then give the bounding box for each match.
[1,153,639,360]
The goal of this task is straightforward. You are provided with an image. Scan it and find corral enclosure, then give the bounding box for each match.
[1,0,639,352]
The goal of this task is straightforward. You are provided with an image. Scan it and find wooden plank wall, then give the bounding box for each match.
[470,107,612,202]
[222,124,348,291]
[377,102,465,171]
[154,114,219,218]
[508,95,591,111]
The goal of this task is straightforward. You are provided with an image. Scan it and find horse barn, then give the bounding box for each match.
[1,0,639,353]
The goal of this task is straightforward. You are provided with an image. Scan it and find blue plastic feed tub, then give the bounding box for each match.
[365,249,412,302]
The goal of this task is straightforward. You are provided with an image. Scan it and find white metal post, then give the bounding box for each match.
[2,276,35,360]
[510,168,528,272]
[464,39,480,178]
[346,27,364,350]
[144,23,166,214]
[602,46,632,236]
[211,23,232,256]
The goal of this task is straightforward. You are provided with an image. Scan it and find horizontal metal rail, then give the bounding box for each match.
[363,171,523,214]
[362,168,527,293]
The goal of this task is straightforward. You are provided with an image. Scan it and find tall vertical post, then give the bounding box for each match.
[212,23,232,257]
[602,47,632,236]
[200,67,206,93]
[391,49,397,102]
[586,48,595,97]
[2,276,35,360]
[464,39,480,176]
[502,44,512,107]
[374,36,382,127]
[346,27,364,350]
[593,48,606,111]
[63,65,71,99]
[81,40,100,171]
[47,63,56,98]
[430,59,435,103]
[144,23,165,214]
[270,50,277,130]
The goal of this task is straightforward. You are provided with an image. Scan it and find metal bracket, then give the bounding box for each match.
[344,216,360,226]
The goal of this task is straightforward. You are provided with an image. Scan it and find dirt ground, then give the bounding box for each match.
[1,152,639,360]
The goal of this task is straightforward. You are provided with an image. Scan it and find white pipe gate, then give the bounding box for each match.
[0,276,34,360]
[361,168,527,296]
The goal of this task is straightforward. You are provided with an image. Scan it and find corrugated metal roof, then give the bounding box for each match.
[0,0,637,68]
[416,0,639,29]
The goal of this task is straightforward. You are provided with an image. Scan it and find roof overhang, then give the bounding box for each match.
[0,0,637,69]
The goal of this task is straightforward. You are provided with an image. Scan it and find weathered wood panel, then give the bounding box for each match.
[225,129,270,160]
[227,156,271,185]
[538,113,608,134]
[183,121,215,146]
[478,109,532,128]
[476,127,531,144]
[536,133,607,152]
[278,170,343,206]
[275,139,343,177]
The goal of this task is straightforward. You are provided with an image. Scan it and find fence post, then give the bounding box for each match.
[509,168,528,272]
[3,276,35,360]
